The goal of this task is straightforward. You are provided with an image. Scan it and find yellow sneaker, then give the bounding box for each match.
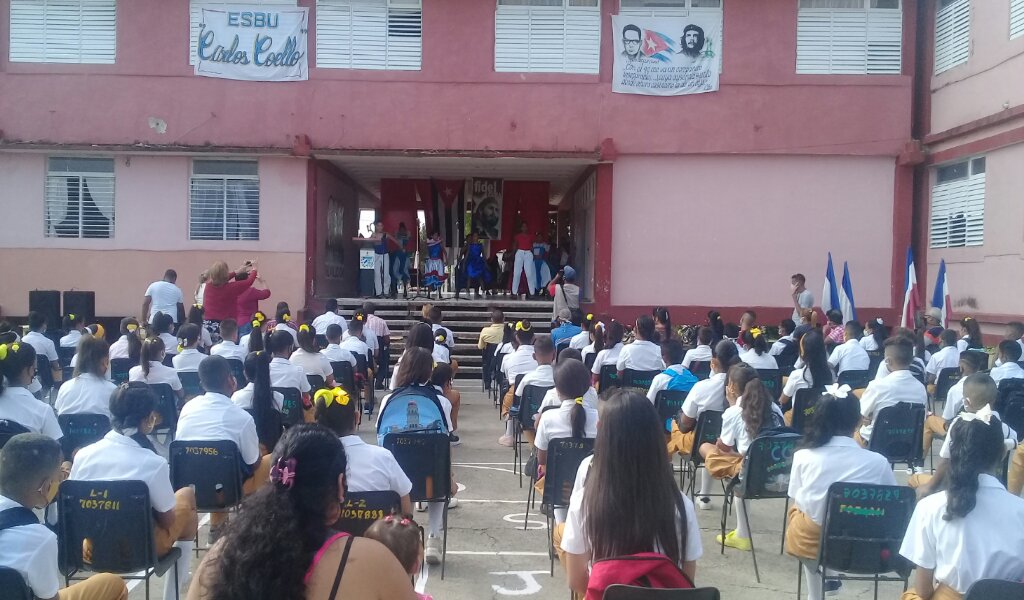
[715,529,752,552]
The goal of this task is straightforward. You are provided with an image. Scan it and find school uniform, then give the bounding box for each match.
[942,378,967,421]
[59,330,82,348]
[569,330,590,351]
[769,336,795,356]
[784,437,896,561]
[431,324,456,349]
[535,400,598,454]
[211,340,248,363]
[238,332,253,350]
[740,349,779,371]
[647,364,698,403]
[231,383,285,413]
[668,372,727,456]
[0,386,62,439]
[581,343,596,365]
[540,387,598,412]
[900,474,1024,598]
[54,373,116,419]
[289,349,333,380]
[269,357,312,393]
[346,329,379,355]
[682,344,713,369]
[340,435,412,496]
[782,366,816,398]
[705,398,785,479]
[926,346,961,378]
[500,358,546,418]
[616,340,666,372]
[128,361,182,392]
[432,344,451,365]
[68,353,112,381]
[0,494,126,600]
[273,323,298,346]
[991,361,1024,385]
[859,335,881,352]
[858,370,928,443]
[939,413,1016,462]
[23,330,58,394]
[828,339,870,376]
[876,355,928,382]
[321,343,357,367]
[172,348,204,372]
[339,336,370,363]
[158,332,179,356]
[108,335,130,360]
[956,336,976,353]
[590,343,623,376]
[502,345,538,382]
[312,311,348,336]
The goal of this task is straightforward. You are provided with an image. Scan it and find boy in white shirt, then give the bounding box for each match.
[321,324,357,367]
[616,316,665,376]
[827,321,871,377]
[922,350,987,457]
[340,318,371,363]
[991,340,1024,384]
[499,335,555,447]
[22,312,61,396]
[210,319,248,363]
[311,299,347,336]
[682,327,714,369]
[647,340,698,404]
[925,330,961,385]
[769,319,797,356]
[858,337,928,445]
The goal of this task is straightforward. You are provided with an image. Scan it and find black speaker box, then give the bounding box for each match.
[62,291,96,323]
[28,290,61,330]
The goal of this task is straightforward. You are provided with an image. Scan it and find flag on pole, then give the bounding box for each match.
[840,261,857,323]
[430,179,465,248]
[931,259,952,328]
[822,253,840,316]
[900,247,921,329]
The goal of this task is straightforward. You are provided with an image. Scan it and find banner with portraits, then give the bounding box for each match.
[470,178,503,241]
[611,15,721,97]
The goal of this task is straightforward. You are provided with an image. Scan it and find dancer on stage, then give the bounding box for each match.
[457,232,491,300]
[423,231,448,299]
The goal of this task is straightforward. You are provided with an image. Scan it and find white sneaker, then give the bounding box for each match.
[425,535,442,565]
[448,497,459,509]
[907,465,925,475]
[497,435,514,447]
[416,502,427,512]
[697,497,713,511]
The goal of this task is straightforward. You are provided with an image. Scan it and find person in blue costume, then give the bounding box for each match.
[532,232,553,298]
[457,232,492,300]
[423,231,447,299]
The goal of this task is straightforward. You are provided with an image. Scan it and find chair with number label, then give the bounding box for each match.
[655,390,689,435]
[335,491,402,537]
[272,387,304,427]
[57,413,110,458]
[963,579,1024,600]
[868,402,926,471]
[168,440,244,553]
[598,364,621,394]
[110,358,135,386]
[530,437,594,575]
[756,369,782,399]
[622,369,662,392]
[790,388,822,434]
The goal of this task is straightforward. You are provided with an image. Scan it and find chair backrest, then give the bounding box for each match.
[0,566,33,600]
[585,352,597,370]
[791,388,822,434]
[1001,395,1024,444]
[382,432,451,502]
[178,371,204,399]
[819,482,915,576]
[336,491,403,536]
[330,361,356,394]
[868,402,926,465]
[603,585,721,600]
[0,419,32,450]
[543,437,595,507]
[36,354,55,388]
[109,358,135,385]
[147,383,179,433]
[837,369,871,390]
[963,579,1024,600]
[737,432,801,499]
[376,385,450,445]
[354,353,368,378]
[57,413,111,457]
[655,390,688,434]
[168,440,244,512]
[271,387,304,426]
[161,354,175,368]
[307,374,326,393]
[689,361,711,381]
[996,378,1024,416]
[226,358,247,388]
[622,369,661,391]
[518,384,553,430]
[775,341,799,375]
[934,367,960,403]
[57,479,159,573]
[482,343,498,376]
[687,410,723,466]
[57,346,76,367]
[555,338,571,357]
[755,369,781,398]
[867,351,884,381]
[599,364,620,392]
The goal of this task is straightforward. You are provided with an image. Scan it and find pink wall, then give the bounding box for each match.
[610,154,896,310]
[0,0,913,157]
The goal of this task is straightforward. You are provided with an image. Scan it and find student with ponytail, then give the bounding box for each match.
[616,315,665,377]
[232,350,286,452]
[785,384,895,600]
[55,335,117,419]
[779,330,833,423]
[266,330,313,421]
[273,304,298,346]
[59,312,85,348]
[240,311,269,353]
[109,317,141,361]
[571,312,596,350]
[172,323,204,372]
[739,327,778,370]
[129,336,184,403]
[900,412,1024,600]
[581,319,603,365]
[590,320,624,385]
[957,316,983,352]
[289,324,335,387]
[150,312,178,357]
[0,341,62,439]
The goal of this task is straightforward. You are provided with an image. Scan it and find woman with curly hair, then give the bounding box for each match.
[187,424,416,600]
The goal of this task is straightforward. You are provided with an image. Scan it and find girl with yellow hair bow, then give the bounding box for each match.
[0,340,63,439]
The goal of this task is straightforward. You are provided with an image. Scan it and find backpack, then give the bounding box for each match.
[664,367,698,393]
[586,553,694,599]
[376,384,450,445]
[0,506,39,532]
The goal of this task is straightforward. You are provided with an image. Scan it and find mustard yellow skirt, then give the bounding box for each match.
[785,506,820,561]
[705,449,743,479]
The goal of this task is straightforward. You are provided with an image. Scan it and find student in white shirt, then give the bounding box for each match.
[569,313,594,351]
[0,434,128,600]
[146,312,178,358]
[827,321,871,377]
[272,305,299,346]
[21,312,61,397]
[289,325,336,387]
[425,305,455,350]
[785,387,896,600]
[432,329,452,365]
[172,323,205,373]
[1005,321,1024,358]
[311,299,348,336]
[0,342,62,440]
[616,316,666,377]
[186,304,214,351]
[956,316,984,353]
[858,337,928,445]
[770,320,797,356]
[54,336,116,421]
[560,390,702,596]
[923,350,987,458]
[176,356,272,539]
[900,413,1024,600]
[590,320,625,386]
[70,382,198,600]
[59,312,85,348]
[991,340,1024,384]
[860,318,887,353]
[321,323,358,368]
[501,322,539,393]
[108,316,141,361]
[129,336,184,404]
[233,351,285,414]
[926,330,962,385]
[210,318,248,363]
[499,335,555,447]
[739,328,779,371]
[239,311,270,355]
[142,269,185,325]
[780,331,835,425]
[683,327,715,370]
[646,340,699,404]
[431,363,462,444]
[340,316,372,364]
[266,330,312,422]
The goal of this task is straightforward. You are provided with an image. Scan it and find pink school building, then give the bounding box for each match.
[1,0,995,329]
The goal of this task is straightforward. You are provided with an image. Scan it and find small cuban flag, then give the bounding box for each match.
[932,259,951,328]
[840,261,857,324]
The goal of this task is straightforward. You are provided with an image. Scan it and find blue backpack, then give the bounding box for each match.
[664,367,698,393]
[377,384,450,445]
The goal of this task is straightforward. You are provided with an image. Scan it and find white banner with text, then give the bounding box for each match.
[194,5,308,82]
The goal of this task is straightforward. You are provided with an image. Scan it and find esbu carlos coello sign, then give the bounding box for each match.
[194,6,308,82]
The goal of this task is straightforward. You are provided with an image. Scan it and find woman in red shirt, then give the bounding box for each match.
[510,222,537,300]
[202,260,257,338]
[235,273,272,336]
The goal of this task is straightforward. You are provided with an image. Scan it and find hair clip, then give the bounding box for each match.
[126,324,138,332]
[0,343,17,360]
[177,343,185,353]
[254,311,266,323]
[282,313,291,323]
[299,324,311,333]
[750,327,762,339]
[575,396,584,406]
[314,387,350,408]
[68,313,76,320]
[824,383,851,399]
[435,333,446,343]
[384,515,394,523]
[586,313,594,322]
[252,319,261,328]
[193,303,202,310]
[960,404,994,426]
[875,317,883,325]
[400,518,411,526]
[356,314,364,322]
[270,457,297,488]
[516,321,531,332]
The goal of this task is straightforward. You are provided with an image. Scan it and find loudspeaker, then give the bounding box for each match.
[28,290,61,330]
[62,291,96,323]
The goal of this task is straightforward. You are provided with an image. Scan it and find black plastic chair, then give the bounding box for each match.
[721,432,801,583]
[964,579,1024,599]
[584,352,597,371]
[169,439,244,553]
[689,361,712,381]
[36,353,56,393]
[109,358,135,385]
[798,482,914,600]
[162,354,175,368]
[603,586,721,599]
[382,432,452,578]
[226,358,247,388]
[622,369,661,391]
[598,364,620,393]
[868,402,926,470]
[530,437,594,575]
[57,346,75,367]
[996,378,1024,417]
[681,410,724,496]
[1001,394,1024,445]
[837,369,871,390]
[0,419,31,450]
[147,383,179,445]
[755,369,781,398]
[790,388,822,434]
[933,367,960,412]
[513,384,554,487]
[867,350,884,381]
[482,343,498,392]
[655,390,689,435]
[177,371,203,399]
[336,490,403,537]
[57,413,111,458]
[0,566,34,600]
[555,338,571,360]
[272,387,304,426]
[307,374,326,393]
[331,361,356,395]
[58,479,182,600]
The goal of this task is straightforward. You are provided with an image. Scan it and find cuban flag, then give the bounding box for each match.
[932,259,952,328]
[641,29,675,61]
[822,253,840,316]
[900,247,921,329]
[840,261,857,323]
[430,179,465,249]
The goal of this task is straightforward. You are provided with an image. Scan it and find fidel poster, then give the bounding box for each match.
[611,15,721,96]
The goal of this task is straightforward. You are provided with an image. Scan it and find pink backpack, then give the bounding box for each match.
[586,552,694,599]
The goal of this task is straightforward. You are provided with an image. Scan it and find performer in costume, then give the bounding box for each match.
[457,233,491,300]
[423,231,448,299]
[533,232,552,298]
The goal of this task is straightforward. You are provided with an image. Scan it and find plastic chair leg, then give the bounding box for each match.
[524,474,536,530]
[441,500,449,580]
[780,497,789,554]
[743,498,761,583]
[795,560,802,600]
[547,512,555,577]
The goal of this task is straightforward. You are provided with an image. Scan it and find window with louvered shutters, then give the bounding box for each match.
[1011,0,1024,39]
[189,0,298,65]
[190,160,260,241]
[797,0,901,75]
[10,0,116,64]
[934,0,969,74]
[45,157,115,239]
[930,157,985,249]
[316,0,422,70]
[495,0,601,74]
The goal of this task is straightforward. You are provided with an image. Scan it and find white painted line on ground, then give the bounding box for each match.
[448,551,549,556]
[454,462,516,466]
[453,498,528,503]
[455,465,516,474]
[126,514,211,593]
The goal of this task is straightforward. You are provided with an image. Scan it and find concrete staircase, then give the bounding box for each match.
[334,297,554,380]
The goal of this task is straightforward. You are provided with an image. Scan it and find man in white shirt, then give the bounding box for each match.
[210,319,248,363]
[828,321,871,377]
[991,340,1024,384]
[770,320,797,356]
[21,312,61,396]
[858,337,927,444]
[322,324,357,367]
[363,302,392,390]
[143,269,185,325]
[925,330,961,385]
[312,299,348,336]
[790,273,814,322]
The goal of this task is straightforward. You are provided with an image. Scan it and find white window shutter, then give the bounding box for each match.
[495,4,600,74]
[828,10,868,74]
[797,4,901,75]
[866,7,902,74]
[316,1,355,68]
[1011,0,1024,40]
[190,1,298,65]
[930,168,985,249]
[934,0,969,74]
[796,9,833,73]
[495,6,532,71]
[315,0,421,70]
[564,6,601,73]
[351,2,388,70]
[10,0,116,64]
